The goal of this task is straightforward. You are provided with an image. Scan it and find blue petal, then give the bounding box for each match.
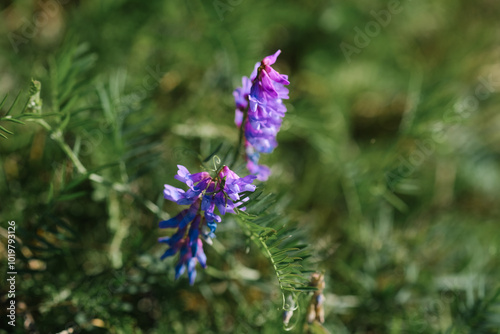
[159,215,180,228]
[197,248,207,268]
[188,267,197,286]
[174,263,185,280]
[160,248,177,260]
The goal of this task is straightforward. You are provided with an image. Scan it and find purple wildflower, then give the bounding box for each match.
[234,50,290,181]
[159,164,256,284]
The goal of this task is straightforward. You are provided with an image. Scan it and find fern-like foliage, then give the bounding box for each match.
[48,41,97,118]
[236,188,316,313]
[0,90,28,139]
[0,77,67,139]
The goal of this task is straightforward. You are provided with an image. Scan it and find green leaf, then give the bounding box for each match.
[96,83,114,124]
[6,90,22,116]
[0,117,25,124]
[0,95,7,110]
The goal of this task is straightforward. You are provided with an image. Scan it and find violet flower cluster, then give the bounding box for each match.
[159,51,288,284]
[159,165,256,285]
[234,50,290,181]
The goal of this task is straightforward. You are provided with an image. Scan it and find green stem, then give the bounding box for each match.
[35,119,87,174]
[108,190,130,268]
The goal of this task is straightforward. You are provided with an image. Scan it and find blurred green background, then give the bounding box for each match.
[1,0,500,333]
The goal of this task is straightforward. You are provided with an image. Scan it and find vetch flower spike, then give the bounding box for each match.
[159,164,256,284]
[234,50,290,181]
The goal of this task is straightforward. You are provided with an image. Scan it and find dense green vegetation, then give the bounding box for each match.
[1,0,500,333]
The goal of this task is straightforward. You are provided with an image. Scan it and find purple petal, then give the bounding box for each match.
[219,166,239,180]
[174,165,210,188]
[215,191,226,215]
[250,62,260,81]
[266,66,290,86]
[190,172,211,183]
[247,160,271,181]
[175,165,190,182]
[164,185,186,203]
[262,50,281,66]
[235,109,244,127]
[259,71,279,98]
